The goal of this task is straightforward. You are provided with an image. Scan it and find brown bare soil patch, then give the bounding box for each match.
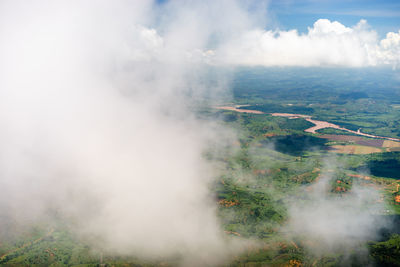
[287,259,303,267]
[335,186,347,192]
[263,132,277,137]
[218,199,239,207]
[224,230,241,236]
[347,174,371,180]
[383,140,400,148]
[330,145,382,154]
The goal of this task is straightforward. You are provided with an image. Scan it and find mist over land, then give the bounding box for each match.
[0,1,400,266]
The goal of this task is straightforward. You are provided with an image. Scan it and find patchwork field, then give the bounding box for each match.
[319,134,400,154]
[330,144,382,154]
[383,140,400,148]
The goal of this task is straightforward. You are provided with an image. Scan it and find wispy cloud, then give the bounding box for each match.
[270,0,400,18]
[299,8,400,18]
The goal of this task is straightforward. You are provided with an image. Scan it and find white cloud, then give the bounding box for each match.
[376,30,400,66]
[128,18,400,68]
[213,19,400,67]
[0,1,251,265]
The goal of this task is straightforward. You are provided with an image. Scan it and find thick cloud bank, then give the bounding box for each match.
[216,19,400,67]
[0,0,253,265]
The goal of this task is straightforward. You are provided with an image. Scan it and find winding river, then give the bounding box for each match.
[216,106,400,142]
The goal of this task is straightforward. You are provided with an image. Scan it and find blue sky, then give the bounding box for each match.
[156,0,400,38]
[268,0,400,37]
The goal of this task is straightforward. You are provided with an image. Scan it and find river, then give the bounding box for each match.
[216,106,400,142]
